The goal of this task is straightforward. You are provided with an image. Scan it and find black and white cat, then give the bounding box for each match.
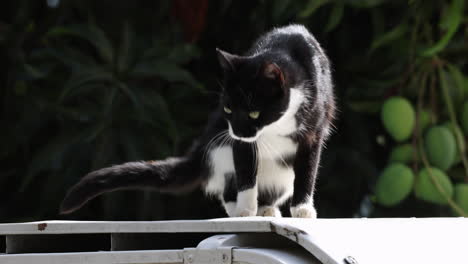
[60,24,335,218]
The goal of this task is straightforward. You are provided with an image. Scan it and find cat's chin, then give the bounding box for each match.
[228,123,262,143]
[230,134,258,143]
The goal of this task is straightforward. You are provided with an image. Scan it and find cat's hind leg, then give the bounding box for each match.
[291,134,323,219]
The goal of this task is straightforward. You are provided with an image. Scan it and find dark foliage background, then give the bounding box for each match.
[0,0,466,222]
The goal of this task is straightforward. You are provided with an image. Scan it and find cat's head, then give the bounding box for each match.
[217,48,291,142]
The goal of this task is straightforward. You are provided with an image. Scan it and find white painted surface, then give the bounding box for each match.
[272,217,468,264]
[1,217,467,264]
[0,218,271,234]
[0,250,183,264]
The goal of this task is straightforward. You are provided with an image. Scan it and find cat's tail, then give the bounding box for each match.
[60,156,205,214]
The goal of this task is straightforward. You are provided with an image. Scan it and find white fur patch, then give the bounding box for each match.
[205,146,234,195]
[223,201,237,217]
[263,88,303,136]
[236,187,258,216]
[254,88,303,207]
[290,194,316,218]
[291,204,317,218]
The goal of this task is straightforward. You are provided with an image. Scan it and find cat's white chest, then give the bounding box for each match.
[204,125,298,200]
[205,146,234,194]
[204,88,304,197]
[256,132,297,203]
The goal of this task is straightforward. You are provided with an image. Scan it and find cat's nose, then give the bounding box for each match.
[232,127,257,138]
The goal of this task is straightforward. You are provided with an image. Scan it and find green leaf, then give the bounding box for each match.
[114,82,143,115]
[446,64,465,105]
[348,100,383,114]
[298,0,330,18]
[54,104,95,122]
[131,60,201,89]
[91,131,116,169]
[115,83,164,129]
[166,44,201,64]
[142,39,172,59]
[136,88,171,121]
[370,23,407,53]
[120,132,145,161]
[60,67,113,102]
[345,0,387,8]
[20,134,77,191]
[420,0,464,57]
[153,62,201,88]
[325,3,345,32]
[48,45,97,68]
[103,86,118,116]
[464,76,468,97]
[84,122,108,142]
[272,0,292,20]
[47,24,114,64]
[117,22,133,74]
[61,83,105,104]
[22,64,48,79]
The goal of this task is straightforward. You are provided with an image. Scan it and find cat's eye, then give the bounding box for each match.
[249,111,260,119]
[223,106,232,114]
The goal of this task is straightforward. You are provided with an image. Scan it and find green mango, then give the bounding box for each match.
[375,163,414,207]
[388,144,417,164]
[381,97,415,142]
[418,109,433,133]
[425,126,456,171]
[454,184,468,214]
[415,167,454,205]
[461,101,468,135]
[442,121,466,165]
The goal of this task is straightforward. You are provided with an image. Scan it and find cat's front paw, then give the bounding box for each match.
[291,205,317,218]
[235,207,257,217]
[257,206,282,217]
[236,209,257,217]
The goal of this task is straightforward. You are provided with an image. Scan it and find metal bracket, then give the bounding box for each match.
[183,234,237,264]
[183,247,232,264]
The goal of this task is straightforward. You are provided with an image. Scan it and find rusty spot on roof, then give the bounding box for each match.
[38,223,47,231]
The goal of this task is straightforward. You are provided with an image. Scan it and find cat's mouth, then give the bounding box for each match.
[227,123,262,143]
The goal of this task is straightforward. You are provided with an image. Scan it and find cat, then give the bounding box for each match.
[60,24,335,218]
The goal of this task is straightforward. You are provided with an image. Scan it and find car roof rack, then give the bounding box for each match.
[0,217,466,264]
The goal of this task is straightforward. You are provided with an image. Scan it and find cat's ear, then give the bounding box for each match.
[216,48,238,72]
[262,62,285,86]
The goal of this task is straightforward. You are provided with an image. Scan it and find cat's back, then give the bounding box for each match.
[248,25,324,58]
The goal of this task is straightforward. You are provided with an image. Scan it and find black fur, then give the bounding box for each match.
[60,24,335,217]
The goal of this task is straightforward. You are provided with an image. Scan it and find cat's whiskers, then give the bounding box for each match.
[220,131,232,147]
[250,142,259,176]
[260,138,291,170]
[257,140,274,168]
[203,130,229,163]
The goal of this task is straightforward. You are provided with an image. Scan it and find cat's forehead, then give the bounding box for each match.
[223,78,262,102]
[224,68,268,94]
